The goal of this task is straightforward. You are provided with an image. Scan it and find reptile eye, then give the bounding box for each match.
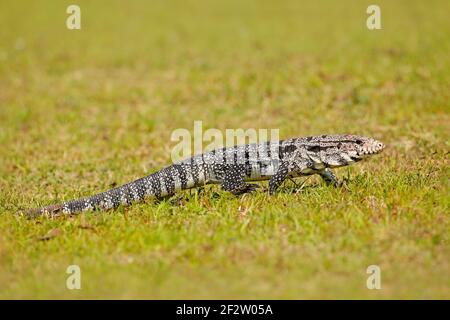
[356,140,363,145]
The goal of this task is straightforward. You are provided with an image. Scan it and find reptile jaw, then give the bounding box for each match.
[359,140,385,157]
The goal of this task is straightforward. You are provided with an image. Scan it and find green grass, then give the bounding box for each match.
[0,0,449,299]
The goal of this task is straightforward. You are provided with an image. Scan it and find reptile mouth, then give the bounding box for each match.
[359,141,385,156]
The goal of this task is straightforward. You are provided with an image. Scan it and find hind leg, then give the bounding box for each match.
[221,165,260,195]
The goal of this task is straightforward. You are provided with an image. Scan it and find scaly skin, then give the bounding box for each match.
[23,134,385,217]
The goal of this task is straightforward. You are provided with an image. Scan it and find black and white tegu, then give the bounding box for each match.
[24,134,385,217]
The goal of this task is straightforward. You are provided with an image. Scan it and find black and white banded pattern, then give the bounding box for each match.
[24,134,384,217]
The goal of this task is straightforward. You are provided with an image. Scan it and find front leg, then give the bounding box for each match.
[318,168,339,186]
[221,164,260,195]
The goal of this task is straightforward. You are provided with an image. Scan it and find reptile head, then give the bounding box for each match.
[353,136,384,158]
[337,135,385,161]
[317,134,385,167]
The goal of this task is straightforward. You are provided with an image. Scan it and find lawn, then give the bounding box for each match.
[0,0,448,299]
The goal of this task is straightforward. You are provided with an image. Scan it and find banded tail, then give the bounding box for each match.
[23,163,202,218]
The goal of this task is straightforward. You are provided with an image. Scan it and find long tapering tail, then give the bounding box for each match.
[22,164,195,218]
[23,176,153,218]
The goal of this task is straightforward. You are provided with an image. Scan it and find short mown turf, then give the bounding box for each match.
[0,0,448,298]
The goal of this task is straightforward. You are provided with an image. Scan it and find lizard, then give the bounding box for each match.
[23,134,385,218]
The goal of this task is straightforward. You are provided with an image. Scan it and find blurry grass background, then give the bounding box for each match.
[0,0,449,298]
